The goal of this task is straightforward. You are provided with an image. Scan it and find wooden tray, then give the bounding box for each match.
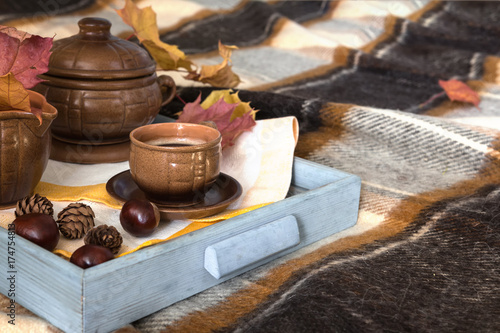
[0,157,361,332]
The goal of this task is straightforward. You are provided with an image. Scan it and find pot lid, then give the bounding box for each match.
[47,17,156,79]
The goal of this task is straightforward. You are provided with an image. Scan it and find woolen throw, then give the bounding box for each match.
[0,1,499,332]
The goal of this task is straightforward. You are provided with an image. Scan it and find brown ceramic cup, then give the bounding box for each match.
[129,123,221,206]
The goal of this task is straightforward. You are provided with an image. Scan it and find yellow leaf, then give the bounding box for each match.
[141,40,194,71]
[218,43,238,59]
[0,73,30,112]
[192,41,241,88]
[116,0,193,71]
[201,89,256,120]
[116,0,157,41]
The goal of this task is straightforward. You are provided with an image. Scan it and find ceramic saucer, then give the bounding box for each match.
[50,136,130,164]
[106,170,242,220]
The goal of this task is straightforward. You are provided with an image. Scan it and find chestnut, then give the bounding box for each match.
[120,199,160,237]
[70,244,114,269]
[14,213,60,251]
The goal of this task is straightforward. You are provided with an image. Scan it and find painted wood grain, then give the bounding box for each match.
[0,227,84,332]
[81,158,361,332]
[204,215,301,279]
[0,157,362,333]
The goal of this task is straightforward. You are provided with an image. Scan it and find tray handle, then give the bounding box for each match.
[204,215,300,279]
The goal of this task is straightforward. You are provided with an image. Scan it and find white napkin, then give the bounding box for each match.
[222,116,299,208]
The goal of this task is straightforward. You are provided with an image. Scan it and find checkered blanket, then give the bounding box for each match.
[1,1,499,332]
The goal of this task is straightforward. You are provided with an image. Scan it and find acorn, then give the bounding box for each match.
[70,244,114,269]
[13,213,60,251]
[120,199,160,237]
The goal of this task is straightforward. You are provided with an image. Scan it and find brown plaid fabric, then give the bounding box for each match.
[1,1,499,332]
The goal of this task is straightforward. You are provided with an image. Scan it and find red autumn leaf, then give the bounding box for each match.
[218,111,256,147]
[0,32,19,76]
[438,79,480,108]
[0,26,53,89]
[0,25,31,41]
[177,94,256,148]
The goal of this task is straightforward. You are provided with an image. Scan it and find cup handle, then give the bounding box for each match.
[157,75,177,107]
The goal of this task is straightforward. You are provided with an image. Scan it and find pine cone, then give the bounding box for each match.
[57,203,95,240]
[15,193,54,217]
[84,225,123,254]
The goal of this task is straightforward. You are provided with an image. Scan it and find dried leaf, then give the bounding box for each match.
[116,0,193,71]
[0,28,52,89]
[187,42,241,88]
[439,79,480,108]
[216,109,256,147]
[201,89,257,120]
[0,25,31,41]
[30,106,43,125]
[0,32,19,76]
[177,94,204,122]
[177,93,256,148]
[116,1,240,87]
[141,39,194,71]
[177,94,236,125]
[0,73,31,113]
[0,26,52,124]
[114,0,157,41]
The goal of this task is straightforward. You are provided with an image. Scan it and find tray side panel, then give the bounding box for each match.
[82,173,361,333]
[292,157,353,189]
[0,227,84,332]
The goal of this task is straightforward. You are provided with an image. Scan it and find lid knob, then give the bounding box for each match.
[78,17,112,40]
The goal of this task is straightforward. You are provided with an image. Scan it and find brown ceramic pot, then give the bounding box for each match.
[0,91,58,206]
[129,123,222,206]
[34,17,176,145]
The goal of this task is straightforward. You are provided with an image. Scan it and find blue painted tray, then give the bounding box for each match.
[0,157,361,332]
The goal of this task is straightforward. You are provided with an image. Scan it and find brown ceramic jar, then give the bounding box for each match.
[0,91,57,206]
[35,17,176,145]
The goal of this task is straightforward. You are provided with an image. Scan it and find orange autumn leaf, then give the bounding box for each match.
[186,41,241,88]
[116,0,193,71]
[438,79,480,108]
[30,105,43,125]
[0,73,31,113]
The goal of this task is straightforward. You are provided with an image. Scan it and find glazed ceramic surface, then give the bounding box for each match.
[106,170,242,219]
[129,123,222,206]
[34,17,176,145]
[0,91,57,206]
